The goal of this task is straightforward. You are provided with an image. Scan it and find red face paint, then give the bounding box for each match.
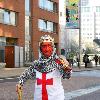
[40,42,53,58]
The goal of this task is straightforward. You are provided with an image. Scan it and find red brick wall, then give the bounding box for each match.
[0,0,59,60]
[31,0,59,59]
[0,0,25,46]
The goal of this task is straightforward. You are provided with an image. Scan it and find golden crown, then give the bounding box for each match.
[39,35,54,46]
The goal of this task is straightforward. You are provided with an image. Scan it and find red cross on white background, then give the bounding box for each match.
[37,73,53,100]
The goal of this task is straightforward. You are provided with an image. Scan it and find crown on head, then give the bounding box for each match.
[39,35,54,46]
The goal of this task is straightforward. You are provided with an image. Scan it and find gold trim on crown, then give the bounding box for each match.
[39,35,54,46]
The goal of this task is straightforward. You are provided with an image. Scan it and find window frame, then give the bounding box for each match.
[0,8,17,26]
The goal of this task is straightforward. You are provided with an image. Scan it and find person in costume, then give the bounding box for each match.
[16,35,72,100]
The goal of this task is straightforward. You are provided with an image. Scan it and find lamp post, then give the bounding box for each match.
[79,0,82,68]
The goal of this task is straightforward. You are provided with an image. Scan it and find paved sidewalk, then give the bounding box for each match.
[72,65,100,72]
[0,66,100,78]
[0,67,26,78]
[0,66,100,100]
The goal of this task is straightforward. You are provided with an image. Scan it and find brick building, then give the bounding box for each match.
[0,0,59,67]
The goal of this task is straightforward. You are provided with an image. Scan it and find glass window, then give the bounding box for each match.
[53,2,58,13]
[0,8,17,25]
[43,20,47,30]
[39,0,57,12]
[10,12,16,25]
[0,50,5,62]
[4,11,10,24]
[47,0,53,11]
[38,19,44,30]
[0,37,6,46]
[39,0,45,8]
[81,0,89,6]
[6,38,17,45]
[53,23,57,33]
[25,0,30,12]
[47,21,53,32]
[96,6,100,12]
[44,0,48,9]
[0,9,4,23]
[38,19,47,31]
[25,0,30,15]
[86,7,90,12]
[38,19,57,33]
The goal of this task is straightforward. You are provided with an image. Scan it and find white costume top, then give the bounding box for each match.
[34,69,64,100]
[18,35,71,100]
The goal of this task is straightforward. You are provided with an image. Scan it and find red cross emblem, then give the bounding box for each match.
[37,73,53,100]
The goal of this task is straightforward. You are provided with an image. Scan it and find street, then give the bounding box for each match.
[0,0,100,100]
[71,90,100,100]
[0,70,100,100]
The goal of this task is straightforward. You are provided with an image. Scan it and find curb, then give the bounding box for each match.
[72,68,100,72]
[0,67,100,78]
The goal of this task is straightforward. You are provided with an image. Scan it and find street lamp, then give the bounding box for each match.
[79,0,81,68]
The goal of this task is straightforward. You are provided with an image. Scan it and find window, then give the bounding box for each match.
[47,21,53,32]
[0,8,17,25]
[0,9,4,23]
[10,12,16,25]
[25,0,30,15]
[6,38,17,45]
[39,0,58,13]
[96,6,100,12]
[0,37,6,46]
[53,23,57,33]
[38,19,57,33]
[85,7,90,12]
[81,0,89,6]
[4,11,10,24]
[38,19,48,31]
[82,7,90,12]
[39,0,44,8]
[53,2,58,13]
[25,0,30,12]
[38,19,44,30]
[0,50,4,62]
[47,0,53,11]
[0,37,5,62]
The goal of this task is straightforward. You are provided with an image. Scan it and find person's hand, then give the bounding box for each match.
[16,84,22,100]
[59,55,72,72]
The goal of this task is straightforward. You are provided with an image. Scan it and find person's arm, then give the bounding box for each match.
[18,65,36,86]
[55,55,72,79]
[16,63,36,99]
[59,59,72,79]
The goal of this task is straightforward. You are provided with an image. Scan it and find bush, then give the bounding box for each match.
[0,63,6,68]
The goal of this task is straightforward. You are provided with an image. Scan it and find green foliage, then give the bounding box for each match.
[85,47,98,54]
[69,52,74,59]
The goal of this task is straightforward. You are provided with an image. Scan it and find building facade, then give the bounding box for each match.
[59,0,66,52]
[81,0,100,49]
[0,0,25,67]
[0,0,59,67]
[29,0,59,60]
[65,0,100,55]
[65,0,79,57]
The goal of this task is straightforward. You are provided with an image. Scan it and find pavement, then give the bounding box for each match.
[0,65,100,78]
[0,65,100,100]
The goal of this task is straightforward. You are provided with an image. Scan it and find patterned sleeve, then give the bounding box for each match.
[60,68,72,79]
[18,63,36,86]
[55,58,72,79]
[58,64,72,79]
